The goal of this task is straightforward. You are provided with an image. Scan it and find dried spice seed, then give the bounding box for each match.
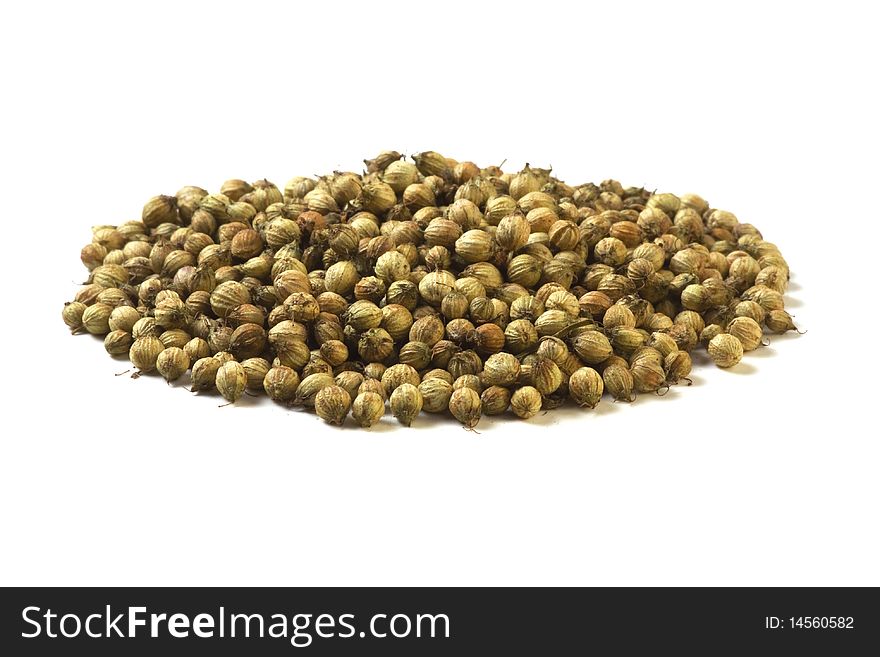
[190,357,221,392]
[449,387,482,427]
[765,309,799,334]
[568,368,604,408]
[263,366,300,402]
[603,363,635,402]
[241,358,271,391]
[481,386,512,415]
[390,383,423,427]
[708,334,744,368]
[481,352,521,387]
[215,361,247,403]
[510,386,542,419]
[156,347,190,382]
[631,359,666,394]
[727,316,764,352]
[664,351,693,385]
[62,149,801,428]
[129,336,164,372]
[533,358,564,396]
[295,373,336,407]
[104,330,133,357]
[352,392,385,428]
[315,385,352,426]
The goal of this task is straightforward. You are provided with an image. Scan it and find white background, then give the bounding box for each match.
[1,1,877,586]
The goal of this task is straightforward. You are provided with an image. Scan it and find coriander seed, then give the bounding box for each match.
[63,149,802,429]
[157,347,190,382]
[568,367,604,408]
[129,336,164,372]
[264,366,300,401]
[216,361,247,403]
[190,357,221,392]
[481,386,512,415]
[295,373,336,407]
[352,392,385,428]
[390,383,423,427]
[419,378,454,413]
[664,351,692,385]
[708,333,744,368]
[448,387,482,427]
[62,302,87,333]
[104,330,133,357]
[510,386,542,419]
[603,363,635,402]
[315,385,352,426]
[727,316,763,352]
[765,309,799,334]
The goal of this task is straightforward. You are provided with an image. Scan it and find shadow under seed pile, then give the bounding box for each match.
[61,150,801,428]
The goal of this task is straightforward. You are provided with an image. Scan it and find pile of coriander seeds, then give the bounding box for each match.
[62,150,800,428]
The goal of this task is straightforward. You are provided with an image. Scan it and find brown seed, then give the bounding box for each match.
[631,359,666,393]
[62,301,88,332]
[315,385,352,426]
[319,340,349,366]
[230,228,263,260]
[680,284,711,312]
[533,357,563,395]
[210,281,250,318]
[664,351,692,384]
[104,330,133,357]
[241,358,271,391]
[358,328,395,362]
[481,352,520,387]
[129,336,164,372]
[325,260,360,296]
[398,340,432,370]
[108,306,141,333]
[572,331,613,364]
[82,303,113,335]
[496,214,530,251]
[504,319,538,354]
[156,347,190,382]
[352,392,385,428]
[510,386,542,419]
[455,229,495,264]
[594,237,628,266]
[481,386,512,415]
[568,367,603,408]
[448,387,482,427]
[64,152,803,430]
[263,366,300,401]
[765,309,799,334]
[142,195,178,229]
[419,378,454,413]
[381,364,421,396]
[648,332,678,358]
[390,383,423,427]
[216,361,247,403]
[295,373,336,407]
[229,323,267,360]
[453,374,483,394]
[536,336,570,365]
[708,333,744,368]
[334,371,365,400]
[603,363,635,402]
[727,316,763,351]
[473,323,506,355]
[190,357,221,392]
[358,378,387,400]
[603,304,636,330]
[734,300,766,324]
